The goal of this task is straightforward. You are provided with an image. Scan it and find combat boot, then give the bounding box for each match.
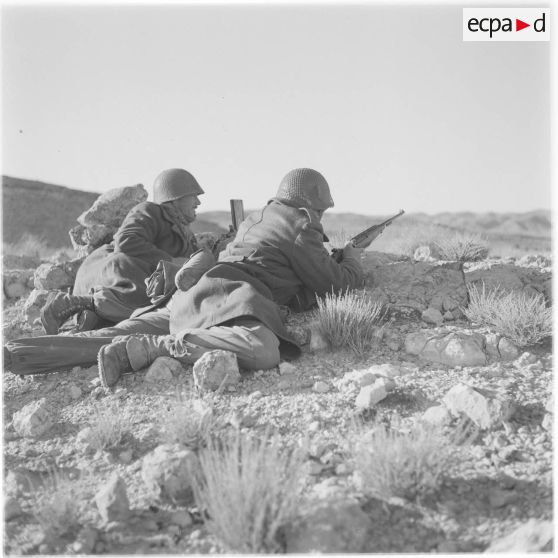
[41,292,95,335]
[97,335,176,388]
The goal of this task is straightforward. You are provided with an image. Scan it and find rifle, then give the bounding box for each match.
[331,209,405,262]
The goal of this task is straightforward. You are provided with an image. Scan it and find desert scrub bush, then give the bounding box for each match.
[434,232,489,262]
[314,289,386,355]
[31,469,85,542]
[191,430,305,553]
[351,423,452,501]
[464,284,552,347]
[2,233,53,259]
[86,402,126,452]
[159,389,221,449]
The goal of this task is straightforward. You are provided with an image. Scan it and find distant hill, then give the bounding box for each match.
[1,176,551,249]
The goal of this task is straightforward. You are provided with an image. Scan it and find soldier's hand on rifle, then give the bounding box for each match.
[342,241,364,262]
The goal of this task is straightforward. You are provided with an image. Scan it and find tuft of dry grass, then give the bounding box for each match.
[2,233,54,259]
[464,284,552,347]
[351,423,452,501]
[434,232,489,262]
[159,388,220,449]
[87,402,125,452]
[314,289,386,355]
[191,430,305,553]
[31,469,84,542]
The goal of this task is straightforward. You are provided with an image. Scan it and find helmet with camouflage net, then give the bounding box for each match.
[275,168,334,211]
[153,168,204,204]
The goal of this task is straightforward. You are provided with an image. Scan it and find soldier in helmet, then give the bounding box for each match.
[5,168,364,385]
[40,168,204,334]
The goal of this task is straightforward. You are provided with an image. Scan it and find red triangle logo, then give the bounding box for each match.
[516,19,530,31]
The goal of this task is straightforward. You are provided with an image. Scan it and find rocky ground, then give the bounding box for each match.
[2,251,554,555]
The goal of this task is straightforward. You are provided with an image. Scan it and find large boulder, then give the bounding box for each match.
[363,255,467,316]
[464,262,551,304]
[78,184,147,229]
[405,329,487,367]
[69,223,113,255]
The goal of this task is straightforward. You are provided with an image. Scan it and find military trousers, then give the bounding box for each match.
[5,308,281,376]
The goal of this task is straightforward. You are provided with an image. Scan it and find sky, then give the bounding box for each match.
[1,0,552,214]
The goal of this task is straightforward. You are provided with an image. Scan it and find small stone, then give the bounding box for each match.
[90,377,101,387]
[421,405,451,427]
[375,377,395,392]
[413,245,434,262]
[68,385,82,400]
[355,383,388,410]
[95,474,130,523]
[421,307,444,326]
[72,526,98,554]
[249,390,263,400]
[119,449,133,464]
[279,362,297,375]
[386,338,401,351]
[313,381,330,393]
[308,421,320,432]
[12,398,53,438]
[443,311,454,321]
[335,463,350,475]
[366,363,402,379]
[489,487,518,508]
[541,414,552,431]
[308,461,324,475]
[169,510,192,528]
[145,357,183,383]
[193,350,241,392]
[309,324,329,352]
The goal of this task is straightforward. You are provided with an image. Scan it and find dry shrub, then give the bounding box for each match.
[160,389,220,449]
[314,289,385,355]
[191,430,304,553]
[352,423,451,501]
[87,402,125,452]
[464,284,552,347]
[31,469,84,542]
[434,232,489,262]
[2,233,53,259]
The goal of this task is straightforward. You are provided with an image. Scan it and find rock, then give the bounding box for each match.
[12,398,53,438]
[313,381,330,393]
[286,497,371,553]
[405,329,487,367]
[485,519,553,552]
[141,444,199,505]
[3,269,35,299]
[442,383,512,429]
[309,323,329,352]
[78,184,147,229]
[488,487,518,508]
[375,377,396,392]
[544,396,553,414]
[72,526,98,554]
[4,497,22,520]
[355,382,388,410]
[413,245,435,262]
[514,351,538,368]
[422,307,444,325]
[443,311,454,321]
[498,337,520,361]
[541,414,552,431]
[95,474,130,523]
[145,357,184,382]
[365,260,467,314]
[68,385,82,400]
[517,254,552,269]
[367,363,403,379]
[33,258,84,290]
[464,262,551,304]
[69,223,113,255]
[279,361,297,375]
[169,510,192,528]
[22,289,49,323]
[192,350,241,391]
[421,405,452,427]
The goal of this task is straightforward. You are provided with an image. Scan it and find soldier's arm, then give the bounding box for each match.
[113,204,172,265]
[290,220,364,298]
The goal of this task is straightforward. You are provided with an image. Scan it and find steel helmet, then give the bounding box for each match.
[275,168,334,211]
[153,168,204,204]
